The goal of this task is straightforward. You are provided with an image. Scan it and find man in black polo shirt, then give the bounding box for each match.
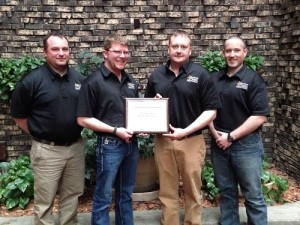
[77,33,139,225]
[209,36,269,225]
[145,30,221,225]
[10,32,85,225]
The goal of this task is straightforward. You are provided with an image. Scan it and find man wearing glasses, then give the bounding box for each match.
[77,33,139,225]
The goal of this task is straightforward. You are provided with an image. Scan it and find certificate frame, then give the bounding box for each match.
[125,98,169,133]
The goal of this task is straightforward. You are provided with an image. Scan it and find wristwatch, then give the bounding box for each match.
[227,133,234,142]
[112,126,118,135]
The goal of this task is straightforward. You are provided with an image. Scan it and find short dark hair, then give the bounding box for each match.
[224,36,247,49]
[43,31,68,50]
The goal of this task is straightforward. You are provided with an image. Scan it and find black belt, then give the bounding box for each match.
[33,137,78,146]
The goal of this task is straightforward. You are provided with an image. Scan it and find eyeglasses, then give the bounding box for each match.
[108,50,130,56]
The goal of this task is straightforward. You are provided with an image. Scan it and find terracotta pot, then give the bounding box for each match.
[134,156,158,193]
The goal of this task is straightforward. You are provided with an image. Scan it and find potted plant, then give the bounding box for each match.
[131,134,158,202]
[134,134,157,193]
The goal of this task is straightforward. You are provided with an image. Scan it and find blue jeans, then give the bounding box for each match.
[211,132,267,225]
[92,136,138,225]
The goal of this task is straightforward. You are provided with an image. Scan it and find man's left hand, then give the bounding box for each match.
[216,131,232,150]
[163,124,187,140]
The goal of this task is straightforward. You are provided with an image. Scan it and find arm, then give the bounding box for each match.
[163,109,217,140]
[230,115,267,141]
[13,118,30,134]
[215,115,267,150]
[208,121,221,140]
[77,117,134,143]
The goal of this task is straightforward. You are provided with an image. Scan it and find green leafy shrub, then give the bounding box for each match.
[261,161,288,205]
[196,51,226,73]
[201,161,219,201]
[0,155,34,209]
[196,51,265,73]
[244,54,264,71]
[0,56,45,102]
[75,51,102,76]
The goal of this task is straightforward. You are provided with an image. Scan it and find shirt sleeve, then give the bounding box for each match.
[248,74,270,116]
[144,73,156,98]
[200,74,222,111]
[76,78,98,118]
[10,82,32,118]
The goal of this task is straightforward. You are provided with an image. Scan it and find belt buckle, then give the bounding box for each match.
[104,138,109,145]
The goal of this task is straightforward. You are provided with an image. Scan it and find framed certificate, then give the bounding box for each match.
[125,98,169,133]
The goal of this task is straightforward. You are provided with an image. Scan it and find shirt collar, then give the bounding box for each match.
[220,64,248,80]
[46,63,69,81]
[165,59,192,74]
[100,63,130,81]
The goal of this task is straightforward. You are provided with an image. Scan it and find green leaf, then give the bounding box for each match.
[6,182,17,190]
[201,161,219,200]
[17,180,29,193]
[19,196,30,209]
[6,198,19,209]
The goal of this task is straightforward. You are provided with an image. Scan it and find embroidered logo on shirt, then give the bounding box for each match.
[127,83,135,89]
[187,75,199,83]
[74,83,81,90]
[236,81,248,90]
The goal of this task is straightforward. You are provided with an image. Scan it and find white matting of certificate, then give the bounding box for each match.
[125,98,169,133]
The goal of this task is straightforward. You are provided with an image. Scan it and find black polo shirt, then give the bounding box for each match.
[145,60,222,135]
[76,63,138,135]
[10,63,85,143]
[211,65,270,132]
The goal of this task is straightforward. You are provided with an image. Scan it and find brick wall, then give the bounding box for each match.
[273,1,300,182]
[0,0,299,182]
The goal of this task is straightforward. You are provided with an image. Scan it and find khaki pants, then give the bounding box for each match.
[155,134,206,225]
[30,139,85,225]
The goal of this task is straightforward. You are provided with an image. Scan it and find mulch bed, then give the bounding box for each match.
[0,166,299,217]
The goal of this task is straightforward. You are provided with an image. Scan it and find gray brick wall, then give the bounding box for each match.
[0,0,299,182]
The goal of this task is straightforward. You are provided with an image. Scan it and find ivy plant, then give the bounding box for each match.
[0,155,34,209]
[0,56,45,102]
[201,161,219,201]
